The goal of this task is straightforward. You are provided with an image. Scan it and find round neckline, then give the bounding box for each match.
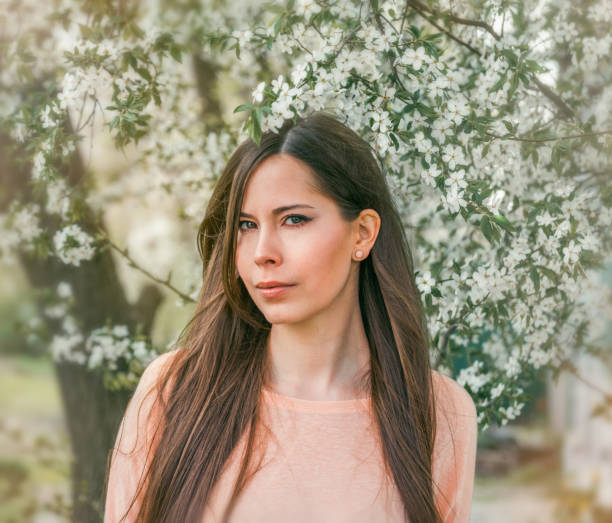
[261,384,371,413]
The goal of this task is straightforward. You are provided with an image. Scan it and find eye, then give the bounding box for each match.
[237,215,311,232]
[284,214,310,226]
[238,220,256,231]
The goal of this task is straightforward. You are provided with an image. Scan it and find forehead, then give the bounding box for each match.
[241,154,323,205]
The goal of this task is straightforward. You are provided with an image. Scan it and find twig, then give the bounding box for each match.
[560,359,612,404]
[94,225,196,304]
[486,128,612,143]
[406,0,481,54]
[370,1,407,92]
[409,0,501,40]
[531,77,574,119]
[435,294,490,363]
[405,0,576,119]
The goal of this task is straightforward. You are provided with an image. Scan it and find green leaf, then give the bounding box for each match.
[482,142,490,157]
[415,103,436,118]
[129,23,146,39]
[508,72,519,98]
[253,106,263,129]
[529,266,540,292]
[170,45,182,63]
[234,104,253,113]
[500,49,517,67]
[480,216,496,246]
[551,143,562,172]
[251,112,262,146]
[538,265,559,284]
[273,16,283,36]
[525,59,547,73]
[425,293,432,308]
[152,86,162,106]
[492,214,516,233]
[489,75,506,93]
[389,132,399,150]
[136,67,151,81]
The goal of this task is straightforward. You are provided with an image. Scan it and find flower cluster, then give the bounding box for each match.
[85,325,157,371]
[53,224,96,266]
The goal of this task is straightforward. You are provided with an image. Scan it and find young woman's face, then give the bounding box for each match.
[235,153,358,325]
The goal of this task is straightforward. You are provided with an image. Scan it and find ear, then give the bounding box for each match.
[351,209,381,260]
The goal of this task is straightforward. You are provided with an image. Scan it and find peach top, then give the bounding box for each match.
[104,351,478,522]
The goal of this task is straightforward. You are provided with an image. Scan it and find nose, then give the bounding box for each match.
[253,225,282,267]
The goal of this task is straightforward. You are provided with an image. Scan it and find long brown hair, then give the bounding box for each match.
[108,111,444,522]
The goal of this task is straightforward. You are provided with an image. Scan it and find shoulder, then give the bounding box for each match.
[115,350,182,452]
[125,349,182,426]
[137,349,181,391]
[430,371,479,522]
[431,369,477,420]
[430,369,478,464]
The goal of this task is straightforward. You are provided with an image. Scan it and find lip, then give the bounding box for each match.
[256,281,294,288]
[256,284,295,298]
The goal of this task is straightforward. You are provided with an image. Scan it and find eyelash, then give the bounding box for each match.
[238,214,311,231]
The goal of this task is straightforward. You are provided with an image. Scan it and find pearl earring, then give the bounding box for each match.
[355,250,364,259]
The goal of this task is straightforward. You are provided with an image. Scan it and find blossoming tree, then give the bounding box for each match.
[1,0,611,519]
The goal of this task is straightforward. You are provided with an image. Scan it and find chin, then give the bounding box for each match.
[261,306,314,326]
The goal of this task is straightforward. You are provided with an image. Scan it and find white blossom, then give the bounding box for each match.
[51,332,85,363]
[398,46,431,70]
[112,325,129,337]
[441,144,466,170]
[445,169,468,192]
[420,164,440,187]
[252,81,266,103]
[416,270,434,294]
[295,0,322,18]
[457,361,491,393]
[57,281,73,299]
[563,240,582,266]
[491,383,505,399]
[441,187,468,214]
[12,205,43,242]
[53,224,96,267]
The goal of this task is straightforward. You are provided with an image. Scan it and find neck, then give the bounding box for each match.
[263,299,371,401]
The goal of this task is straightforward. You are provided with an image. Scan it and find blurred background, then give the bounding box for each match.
[1,0,612,522]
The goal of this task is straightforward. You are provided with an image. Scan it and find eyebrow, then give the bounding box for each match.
[239,204,315,219]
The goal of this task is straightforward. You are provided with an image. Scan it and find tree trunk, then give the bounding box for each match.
[1,130,163,522]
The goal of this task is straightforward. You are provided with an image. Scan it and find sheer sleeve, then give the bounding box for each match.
[103,351,177,523]
[431,371,479,523]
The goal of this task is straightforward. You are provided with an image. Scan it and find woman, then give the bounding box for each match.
[103,111,477,522]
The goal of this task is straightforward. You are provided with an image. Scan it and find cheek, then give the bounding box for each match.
[294,223,351,287]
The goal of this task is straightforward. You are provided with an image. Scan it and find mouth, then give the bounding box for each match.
[256,284,295,298]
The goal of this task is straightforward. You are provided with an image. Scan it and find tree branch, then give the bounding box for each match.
[486,128,612,142]
[95,226,197,304]
[559,359,612,405]
[409,0,501,40]
[405,0,576,119]
[407,0,481,55]
[370,1,408,92]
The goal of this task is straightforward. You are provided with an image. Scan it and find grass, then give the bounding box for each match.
[0,356,62,416]
[0,353,70,522]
